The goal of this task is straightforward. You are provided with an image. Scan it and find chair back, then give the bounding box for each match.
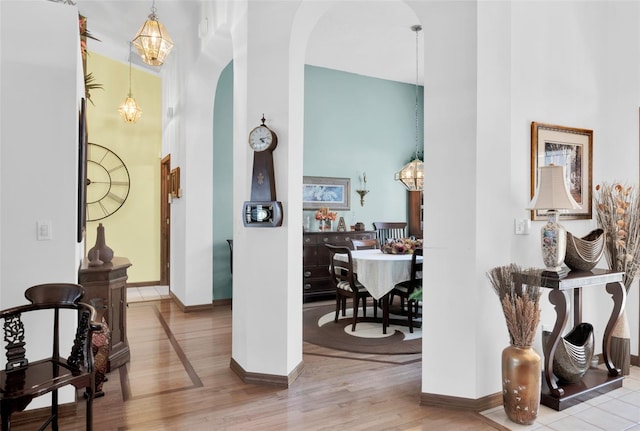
[373,222,407,245]
[325,244,357,292]
[350,238,379,250]
[411,247,423,283]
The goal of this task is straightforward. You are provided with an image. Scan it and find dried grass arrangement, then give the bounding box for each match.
[593,183,640,290]
[487,264,542,348]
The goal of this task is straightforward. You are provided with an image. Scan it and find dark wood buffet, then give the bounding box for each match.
[303,230,376,301]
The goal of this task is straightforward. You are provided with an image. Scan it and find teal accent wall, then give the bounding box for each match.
[212,63,423,300]
[212,61,234,300]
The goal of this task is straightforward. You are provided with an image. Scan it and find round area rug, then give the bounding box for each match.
[303,304,422,355]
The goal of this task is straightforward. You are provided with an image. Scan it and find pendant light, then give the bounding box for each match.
[395,24,424,192]
[118,43,142,124]
[132,0,174,66]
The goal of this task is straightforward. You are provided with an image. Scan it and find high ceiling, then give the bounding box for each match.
[76,0,423,85]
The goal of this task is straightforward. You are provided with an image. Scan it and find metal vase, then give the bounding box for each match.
[502,345,541,425]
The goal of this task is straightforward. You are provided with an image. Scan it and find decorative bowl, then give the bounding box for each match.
[564,229,605,271]
[542,323,594,383]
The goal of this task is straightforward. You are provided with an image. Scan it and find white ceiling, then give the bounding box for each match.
[75,0,423,85]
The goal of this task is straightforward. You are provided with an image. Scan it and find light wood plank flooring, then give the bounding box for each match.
[12,299,502,430]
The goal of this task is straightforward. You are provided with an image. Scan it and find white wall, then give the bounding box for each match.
[0,0,84,406]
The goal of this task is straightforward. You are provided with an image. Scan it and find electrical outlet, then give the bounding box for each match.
[514,219,531,235]
[36,220,52,241]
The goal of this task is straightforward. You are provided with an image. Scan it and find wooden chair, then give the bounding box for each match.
[0,283,101,431]
[389,248,423,333]
[326,245,378,331]
[373,222,407,246]
[350,238,379,250]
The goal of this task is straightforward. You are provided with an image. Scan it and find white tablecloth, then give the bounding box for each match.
[334,249,422,300]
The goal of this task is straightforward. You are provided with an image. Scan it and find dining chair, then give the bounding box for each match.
[0,283,101,430]
[373,222,407,246]
[326,244,378,331]
[350,238,379,250]
[389,248,423,333]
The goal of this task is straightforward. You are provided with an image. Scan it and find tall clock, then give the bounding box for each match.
[86,143,131,222]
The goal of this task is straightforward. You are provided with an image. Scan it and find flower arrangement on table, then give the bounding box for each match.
[381,237,423,254]
[315,207,337,231]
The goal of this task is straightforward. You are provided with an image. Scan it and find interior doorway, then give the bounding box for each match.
[160,155,171,287]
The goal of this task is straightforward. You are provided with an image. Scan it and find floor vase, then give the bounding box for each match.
[502,345,541,425]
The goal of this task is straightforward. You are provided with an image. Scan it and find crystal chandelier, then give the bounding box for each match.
[395,25,424,192]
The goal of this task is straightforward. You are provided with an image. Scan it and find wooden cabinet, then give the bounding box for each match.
[303,230,376,301]
[408,191,423,238]
[78,256,131,371]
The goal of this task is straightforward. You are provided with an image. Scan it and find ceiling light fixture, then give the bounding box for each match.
[132,0,174,66]
[118,43,142,124]
[395,24,424,192]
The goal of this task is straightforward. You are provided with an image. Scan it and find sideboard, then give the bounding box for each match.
[78,256,132,371]
[303,230,376,301]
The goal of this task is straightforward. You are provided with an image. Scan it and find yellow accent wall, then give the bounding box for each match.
[85,51,162,283]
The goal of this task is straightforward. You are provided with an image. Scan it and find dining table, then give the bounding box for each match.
[334,248,423,334]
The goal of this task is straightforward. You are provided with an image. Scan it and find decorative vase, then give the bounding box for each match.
[318,219,332,232]
[612,308,631,375]
[87,223,114,264]
[564,229,605,271]
[502,345,541,425]
[542,322,594,383]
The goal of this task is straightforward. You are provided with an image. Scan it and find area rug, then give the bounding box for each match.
[303,304,421,355]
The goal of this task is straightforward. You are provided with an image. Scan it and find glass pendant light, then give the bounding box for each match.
[118,43,142,124]
[395,25,424,192]
[132,0,174,67]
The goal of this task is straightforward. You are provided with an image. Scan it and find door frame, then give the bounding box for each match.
[160,155,171,286]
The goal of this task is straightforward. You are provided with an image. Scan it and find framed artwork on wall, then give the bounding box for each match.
[530,121,593,221]
[77,97,87,242]
[303,176,350,210]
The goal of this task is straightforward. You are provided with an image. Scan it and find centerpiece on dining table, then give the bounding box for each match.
[381,237,423,254]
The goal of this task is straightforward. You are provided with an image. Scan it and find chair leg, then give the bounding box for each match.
[1,402,10,431]
[352,297,359,331]
[86,384,94,431]
[362,296,367,317]
[373,298,378,319]
[341,297,347,316]
[52,388,58,431]
[335,294,341,322]
[407,299,414,333]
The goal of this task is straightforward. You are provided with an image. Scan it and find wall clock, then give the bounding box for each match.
[86,143,131,222]
[243,115,283,227]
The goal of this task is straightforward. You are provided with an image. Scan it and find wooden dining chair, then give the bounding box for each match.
[373,222,407,246]
[326,244,378,331]
[389,248,423,333]
[0,283,101,431]
[350,238,379,250]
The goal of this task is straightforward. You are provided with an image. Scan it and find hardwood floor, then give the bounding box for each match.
[11,299,503,430]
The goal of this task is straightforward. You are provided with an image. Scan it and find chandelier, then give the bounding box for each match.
[118,43,142,123]
[395,25,424,192]
[132,0,174,66]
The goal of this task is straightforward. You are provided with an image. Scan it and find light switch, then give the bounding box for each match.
[36,220,52,241]
[514,218,531,235]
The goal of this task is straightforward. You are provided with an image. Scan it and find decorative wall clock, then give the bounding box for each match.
[86,143,131,222]
[243,115,283,227]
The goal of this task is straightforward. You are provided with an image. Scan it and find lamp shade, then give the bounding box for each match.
[395,158,424,192]
[528,165,581,211]
[132,12,174,66]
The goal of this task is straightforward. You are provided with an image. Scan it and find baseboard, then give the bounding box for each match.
[126,280,163,287]
[169,291,213,312]
[213,298,232,308]
[229,357,304,387]
[420,391,502,412]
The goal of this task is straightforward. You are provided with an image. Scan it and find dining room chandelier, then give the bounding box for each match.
[395,24,424,192]
[118,43,142,124]
[132,0,174,67]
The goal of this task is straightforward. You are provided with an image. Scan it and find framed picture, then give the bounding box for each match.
[530,122,593,220]
[77,97,87,242]
[303,176,350,210]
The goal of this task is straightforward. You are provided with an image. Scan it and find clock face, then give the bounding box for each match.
[86,143,131,222]
[249,125,276,152]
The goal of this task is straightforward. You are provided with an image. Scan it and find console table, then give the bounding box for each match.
[78,256,131,371]
[518,268,626,411]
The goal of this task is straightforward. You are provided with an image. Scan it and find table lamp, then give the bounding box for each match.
[528,164,581,277]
